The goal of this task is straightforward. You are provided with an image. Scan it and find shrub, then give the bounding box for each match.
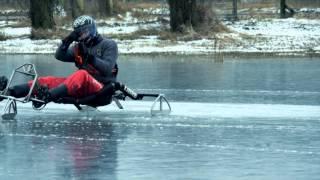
[0,32,9,41]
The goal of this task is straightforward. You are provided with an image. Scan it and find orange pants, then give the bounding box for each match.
[29,70,103,98]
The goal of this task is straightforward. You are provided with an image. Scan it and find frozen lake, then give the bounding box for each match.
[0,54,320,180]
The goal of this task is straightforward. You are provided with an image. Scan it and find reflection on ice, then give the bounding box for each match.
[1,100,320,180]
[0,56,320,180]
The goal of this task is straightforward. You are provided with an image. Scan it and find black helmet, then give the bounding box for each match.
[73,15,97,42]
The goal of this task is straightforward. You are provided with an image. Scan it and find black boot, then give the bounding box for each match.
[114,82,138,99]
[0,76,8,102]
[49,84,68,102]
[0,83,31,102]
[10,84,30,98]
[37,84,68,103]
[0,83,30,101]
[32,86,51,108]
[32,84,68,108]
[0,76,8,91]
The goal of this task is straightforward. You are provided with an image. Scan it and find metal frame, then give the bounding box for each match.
[0,64,43,120]
[150,94,171,116]
[1,64,38,102]
[1,99,17,120]
[1,64,172,120]
[112,93,172,116]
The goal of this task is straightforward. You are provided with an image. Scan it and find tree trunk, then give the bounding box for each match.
[232,0,238,21]
[168,0,197,32]
[71,0,84,19]
[280,0,286,18]
[98,0,113,17]
[280,0,294,18]
[30,0,55,29]
[106,0,113,16]
[168,0,216,33]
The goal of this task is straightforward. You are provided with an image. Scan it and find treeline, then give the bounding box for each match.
[28,0,221,35]
[3,0,314,39]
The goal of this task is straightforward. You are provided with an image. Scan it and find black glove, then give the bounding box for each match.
[61,31,78,51]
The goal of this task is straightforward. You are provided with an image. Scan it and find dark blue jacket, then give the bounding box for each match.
[55,35,118,84]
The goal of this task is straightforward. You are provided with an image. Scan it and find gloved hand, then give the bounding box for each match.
[61,31,78,51]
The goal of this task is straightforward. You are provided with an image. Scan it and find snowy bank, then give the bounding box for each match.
[0,14,320,56]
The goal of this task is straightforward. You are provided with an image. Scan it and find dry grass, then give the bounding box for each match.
[106,28,161,40]
[113,1,130,14]
[122,2,163,10]
[238,1,276,9]
[288,0,320,8]
[158,30,207,42]
[114,1,162,15]
[134,28,161,36]
[116,1,164,20]
[237,0,320,9]
[108,33,144,40]
[131,10,159,20]
[105,27,217,42]
[54,16,73,27]
[158,30,180,41]
[158,19,230,41]
[197,21,230,36]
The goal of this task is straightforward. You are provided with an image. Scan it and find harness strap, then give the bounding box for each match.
[74,44,118,77]
[74,45,83,66]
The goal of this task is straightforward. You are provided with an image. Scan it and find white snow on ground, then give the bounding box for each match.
[118,39,218,54]
[98,26,139,35]
[224,18,320,54]
[228,18,320,36]
[299,8,320,13]
[0,8,320,55]
[97,12,161,35]
[0,38,60,54]
[0,20,19,27]
[98,21,161,35]
[1,27,30,37]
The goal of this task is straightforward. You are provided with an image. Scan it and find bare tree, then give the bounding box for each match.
[280,0,294,18]
[232,0,238,21]
[280,0,286,18]
[98,0,114,17]
[30,0,55,29]
[106,0,114,16]
[71,0,85,19]
[168,0,196,32]
[168,0,215,33]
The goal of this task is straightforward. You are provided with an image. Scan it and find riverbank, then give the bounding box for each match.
[1,8,320,57]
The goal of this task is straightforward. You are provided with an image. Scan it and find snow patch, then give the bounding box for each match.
[0,8,320,55]
[0,27,30,37]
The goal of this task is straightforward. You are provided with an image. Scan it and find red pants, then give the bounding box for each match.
[29,70,103,98]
